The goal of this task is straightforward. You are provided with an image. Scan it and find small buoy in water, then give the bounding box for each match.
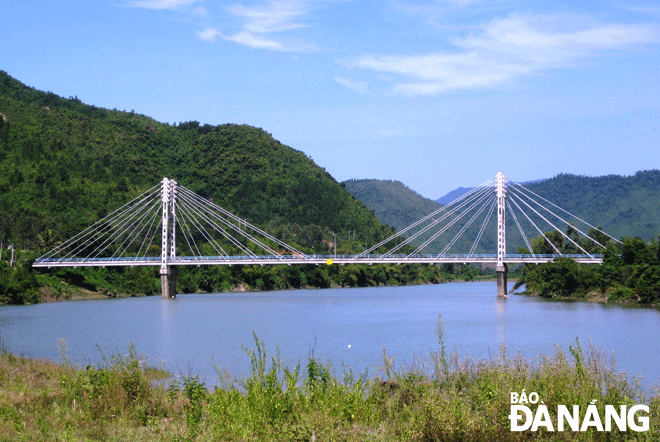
[348,344,351,349]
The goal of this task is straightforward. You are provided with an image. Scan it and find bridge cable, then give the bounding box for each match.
[63,187,161,261]
[111,196,163,259]
[507,188,596,256]
[177,193,240,258]
[87,195,162,260]
[37,183,160,260]
[405,185,495,256]
[175,197,221,259]
[507,184,608,251]
[177,185,286,258]
[175,198,221,259]
[468,198,497,258]
[376,182,495,258]
[177,185,307,258]
[440,194,496,256]
[176,188,264,257]
[506,200,536,258]
[408,190,494,257]
[136,207,162,258]
[65,187,162,261]
[508,181,621,244]
[42,184,161,262]
[507,193,562,255]
[171,199,203,260]
[353,178,495,259]
[176,189,256,257]
[176,185,296,257]
[508,191,585,255]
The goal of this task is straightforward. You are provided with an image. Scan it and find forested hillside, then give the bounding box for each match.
[345,172,660,254]
[0,70,392,252]
[342,179,440,233]
[522,172,660,241]
[0,71,457,303]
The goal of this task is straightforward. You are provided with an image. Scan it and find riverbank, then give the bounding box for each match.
[512,287,660,308]
[1,331,658,441]
[513,250,660,308]
[3,259,465,305]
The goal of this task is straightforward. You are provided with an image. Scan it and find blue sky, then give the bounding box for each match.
[1,0,658,198]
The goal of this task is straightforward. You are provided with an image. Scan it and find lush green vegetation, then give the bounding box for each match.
[0,246,493,305]
[343,179,441,234]
[0,70,390,251]
[524,172,660,242]
[344,173,660,256]
[0,70,471,303]
[1,326,657,441]
[514,230,660,304]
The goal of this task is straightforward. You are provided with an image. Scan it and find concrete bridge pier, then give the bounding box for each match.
[496,264,508,298]
[160,266,177,298]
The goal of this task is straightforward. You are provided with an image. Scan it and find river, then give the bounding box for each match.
[0,282,658,388]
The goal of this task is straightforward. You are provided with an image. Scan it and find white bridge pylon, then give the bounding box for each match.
[33,173,619,272]
[34,178,316,269]
[352,172,619,265]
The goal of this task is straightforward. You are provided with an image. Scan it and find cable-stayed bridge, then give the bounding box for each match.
[33,172,619,297]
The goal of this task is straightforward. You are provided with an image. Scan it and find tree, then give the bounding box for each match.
[621,237,653,266]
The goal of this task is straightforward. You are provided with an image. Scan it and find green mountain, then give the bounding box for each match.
[342,179,470,254]
[343,172,660,255]
[1,71,458,303]
[0,70,390,254]
[342,179,440,233]
[521,172,660,242]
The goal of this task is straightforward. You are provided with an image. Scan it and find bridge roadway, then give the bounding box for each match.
[33,253,603,268]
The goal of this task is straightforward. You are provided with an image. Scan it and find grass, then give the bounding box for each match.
[0,322,658,441]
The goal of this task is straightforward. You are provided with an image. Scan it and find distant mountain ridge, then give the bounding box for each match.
[436,179,544,205]
[437,187,472,205]
[344,172,660,248]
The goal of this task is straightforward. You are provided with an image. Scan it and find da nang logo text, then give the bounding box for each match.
[508,390,649,432]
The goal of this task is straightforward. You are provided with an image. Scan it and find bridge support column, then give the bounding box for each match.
[496,264,508,298]
[160,266,177,298]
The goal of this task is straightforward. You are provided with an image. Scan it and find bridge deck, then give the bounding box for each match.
[33,254,603,267]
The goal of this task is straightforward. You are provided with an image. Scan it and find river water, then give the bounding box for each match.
[1,282,659,388]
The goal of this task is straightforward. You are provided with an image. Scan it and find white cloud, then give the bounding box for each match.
[340,13,660,96]
[225,31,292,51]
[129,0,200,10]
[197,28,221,42]
[335,77,370,94]
[208,0,319,52]
[229,1,309,34]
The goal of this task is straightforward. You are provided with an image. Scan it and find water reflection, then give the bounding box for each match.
[0,282,658,388]
[495,296,507,345]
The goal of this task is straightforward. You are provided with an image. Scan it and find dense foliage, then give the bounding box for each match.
[0,70,455,303]
[0,71,391,250]
[345,173,660,256]
[514,172,660,242]
[514,233,660,304]
[343,179,441,233]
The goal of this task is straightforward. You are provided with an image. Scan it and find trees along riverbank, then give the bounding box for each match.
[1,248,494,305]
[514,236,660,305]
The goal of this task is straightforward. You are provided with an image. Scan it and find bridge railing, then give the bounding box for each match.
[504,254,603,260]
[33,253,604,267]
[35,257,162,264]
